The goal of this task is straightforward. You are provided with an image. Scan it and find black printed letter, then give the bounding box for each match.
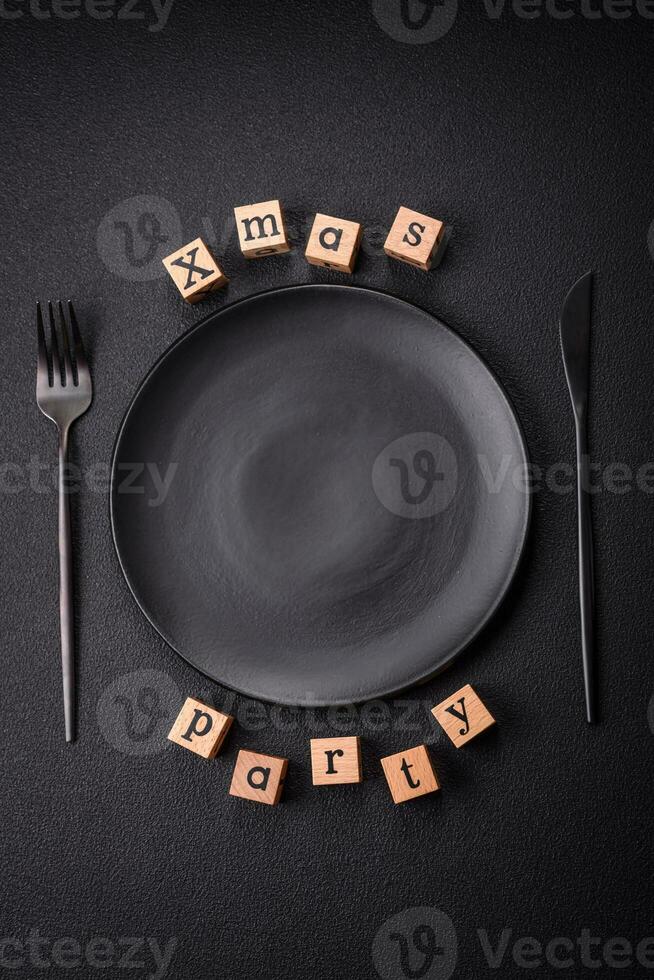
[242,213,279,241]
[402,221,425,247]
[324,749,345,774]
[445,697,470,737]
[318,227,342,252]
[400,758,421,789]
[182,709,213,742]
[247,766,271,791]
[171,247,212,289]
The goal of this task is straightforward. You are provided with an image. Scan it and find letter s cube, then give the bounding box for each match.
[384,206,445,271]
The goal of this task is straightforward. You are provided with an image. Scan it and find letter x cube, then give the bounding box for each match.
[162,237,228,303]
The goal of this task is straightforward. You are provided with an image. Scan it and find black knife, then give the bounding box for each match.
[560,271,596,723]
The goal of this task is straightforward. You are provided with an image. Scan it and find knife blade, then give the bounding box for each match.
[560,271,596,723]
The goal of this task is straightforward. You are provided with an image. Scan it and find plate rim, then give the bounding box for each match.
[109,282,532,705]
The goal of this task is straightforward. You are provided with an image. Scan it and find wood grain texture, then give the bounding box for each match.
[431,684,495,747]
[229,749,288,805]
[380,744,440,804]
[305,213,362,273]
[162,237,228,303]
[234,199,290,258]
[383,206,444,271]
[167,697,234,759]
[310,736,362,785]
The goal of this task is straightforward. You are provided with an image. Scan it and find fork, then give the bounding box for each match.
[36,301,92,742]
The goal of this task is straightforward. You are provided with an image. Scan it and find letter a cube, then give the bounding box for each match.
[229,749,288,805]
[305,213,362,273]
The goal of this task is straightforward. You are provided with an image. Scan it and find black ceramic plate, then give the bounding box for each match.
[111,285,529,705]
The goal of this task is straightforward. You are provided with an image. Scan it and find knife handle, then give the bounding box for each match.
[575,419,596,723]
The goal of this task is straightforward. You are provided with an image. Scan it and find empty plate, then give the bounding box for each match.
[111,285,530,705]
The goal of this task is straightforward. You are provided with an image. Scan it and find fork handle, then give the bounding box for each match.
[58,426,75,742]
[575,418,596,723]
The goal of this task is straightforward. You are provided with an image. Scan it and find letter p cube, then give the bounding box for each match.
[168,697,234,759]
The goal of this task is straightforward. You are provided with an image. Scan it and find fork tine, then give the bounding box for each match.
[58,301,76,387]
[36,301,50,383]
[48,300,63,385]
[67,301,89,376]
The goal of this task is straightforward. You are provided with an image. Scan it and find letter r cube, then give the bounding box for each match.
[310,736,363,785]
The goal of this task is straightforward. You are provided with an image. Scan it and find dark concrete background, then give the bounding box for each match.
[2,2,654,978]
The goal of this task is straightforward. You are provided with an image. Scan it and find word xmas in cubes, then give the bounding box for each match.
[167,684,494,806]
[162,201,447,303]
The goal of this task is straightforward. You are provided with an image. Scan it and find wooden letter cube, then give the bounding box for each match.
[384,206,445,271]
[167,697,234,759]
[229,749,288,806]
[310,736,362,785]
[162,237,228,303]
[381,744,440,804]
[234,199,290,258]
[431,684,496,747]
[305,213,363,273]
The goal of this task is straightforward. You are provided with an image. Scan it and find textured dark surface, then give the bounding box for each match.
[2,4,654,979]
